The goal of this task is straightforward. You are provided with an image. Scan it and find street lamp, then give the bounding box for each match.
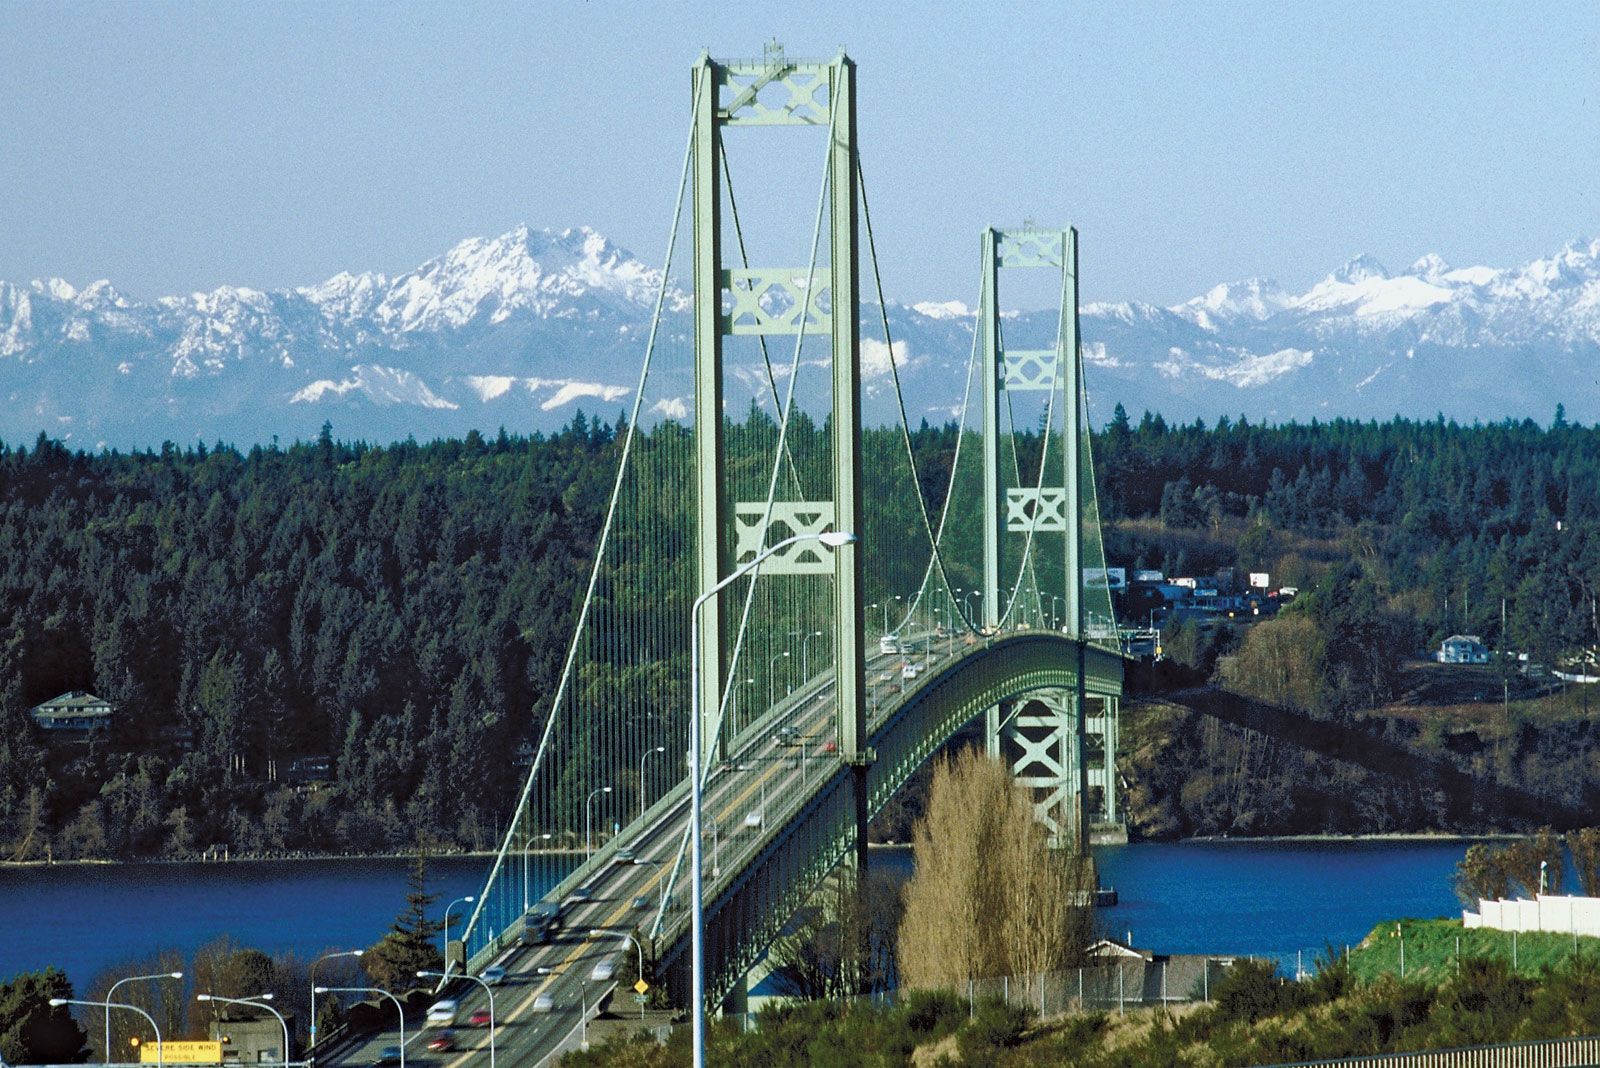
[442,895,474,979]
[522,831,552,914]
[639,746,667,822]
[197,994,287,1068]
[965,590,981,625]
[309,950,361,1052]
[585,786,613,859]
[589,930,647,1020]
[690,528,856,1068]
[56,998,161,1068]
[632,858,667,917]
[314,987,404,1068]
[768,650,790,709]
[800,630,824,680]
[537,967,590,1051]
[418,970,493,1068]
[105,971,181,1063]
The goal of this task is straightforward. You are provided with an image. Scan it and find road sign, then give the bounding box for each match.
[633,979,649,995]
[141,1042,221,1064]
[633,994,649,1005]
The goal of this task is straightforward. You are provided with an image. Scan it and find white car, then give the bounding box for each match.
[481,964,507,985]
[532,992,555,1013]
[590,958,616,982]
[744,810,763,830]
[426,999,458,1027]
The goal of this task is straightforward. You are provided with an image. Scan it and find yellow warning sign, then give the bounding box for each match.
[633,979,650,995]
[142,1041,222,1064]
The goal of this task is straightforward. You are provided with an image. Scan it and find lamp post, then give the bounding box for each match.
[56,999,161,1068]
[589,930,647,1020]
[690,529,856,1068]
[639,746,666,823]
[442,895,474,979]
[105,971,181,1063]
[585,787,613,859]
[767,650,790,709]
[522,831,552,915]
[632,857,668,916]
[965,590,981,626]
[800,630,824,680]
[418,970,493,1068]
[197,994,287,1068]
[308,950,361,1053]
[540,967,589,1051]
[315,987,403,1068]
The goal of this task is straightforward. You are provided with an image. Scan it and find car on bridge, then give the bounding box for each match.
[468,1008,491,1027]
[532,992,555,1013]
[426,1030,456,1053]
[481,964,507,985]
[426,999,458,1027]
[372,1046,402,1066]
[590,958,616,982]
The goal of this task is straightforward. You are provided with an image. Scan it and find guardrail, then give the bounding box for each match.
[1262,1035,1600,1068]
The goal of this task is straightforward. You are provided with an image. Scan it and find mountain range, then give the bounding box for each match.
[3,224,1598,448]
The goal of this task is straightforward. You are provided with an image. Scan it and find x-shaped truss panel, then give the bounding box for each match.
[733,502,838,574]
[1002,697,1075,842]
[1002,348,1060,391]
[1006,488,1069,532]
[722,269,831,335]
[717,64,830,126]
[996,229,1065,269]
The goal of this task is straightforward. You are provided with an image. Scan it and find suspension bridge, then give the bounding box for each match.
[332,43,1127,1064]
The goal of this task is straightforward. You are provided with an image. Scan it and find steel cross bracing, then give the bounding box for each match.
[450,44,1126,1035]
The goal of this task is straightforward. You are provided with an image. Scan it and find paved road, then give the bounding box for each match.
[322,634,968,1067]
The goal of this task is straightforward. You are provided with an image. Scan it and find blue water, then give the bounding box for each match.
[1094,839,1480,963]
[0,840,1482,992]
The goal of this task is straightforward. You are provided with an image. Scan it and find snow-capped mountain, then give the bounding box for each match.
[3,226,1599,449]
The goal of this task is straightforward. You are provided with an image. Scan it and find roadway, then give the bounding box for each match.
[322,635,965,1067]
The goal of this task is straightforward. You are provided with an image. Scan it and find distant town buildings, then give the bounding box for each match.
[27,691,114,737]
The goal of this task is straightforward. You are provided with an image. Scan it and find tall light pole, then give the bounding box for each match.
[589,930,647,1019]
[105,971,181,1063]
[691,529,856,1068]
[56,999,161,1068]
[315,987,403,1068]
[965,589,981,626]
[418,970,493,1068]
[632,857,667,917]
[442,895,474,979]
[585,786,613,859]
[767,650,790,709]
[800,630,824,680]
[522,831,552,915]
[197,994,287,1068]
[308,950,361,1052]
[639,746,666,822]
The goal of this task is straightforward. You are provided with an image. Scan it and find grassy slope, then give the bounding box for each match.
[1348,917,1600,984]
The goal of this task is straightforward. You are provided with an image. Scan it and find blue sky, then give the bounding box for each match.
[3,1,1598,307]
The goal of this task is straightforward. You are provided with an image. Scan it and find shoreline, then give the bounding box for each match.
[1,832,1512,870]
[0,846,589,871]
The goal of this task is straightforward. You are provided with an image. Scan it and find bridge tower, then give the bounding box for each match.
[978,227,1119,851]
[691,44,872,871]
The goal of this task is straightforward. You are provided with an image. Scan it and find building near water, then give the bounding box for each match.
[1437,634,1491,664]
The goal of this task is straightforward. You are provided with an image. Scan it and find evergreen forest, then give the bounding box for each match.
[2,405,1598,860]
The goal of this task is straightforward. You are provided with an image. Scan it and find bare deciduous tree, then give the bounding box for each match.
[898,749,1093,991]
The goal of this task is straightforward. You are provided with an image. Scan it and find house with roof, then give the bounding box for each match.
[28,691,115,737]
[1437,634,1491,664]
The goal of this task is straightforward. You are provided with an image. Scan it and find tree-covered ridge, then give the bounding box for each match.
[1098,403,1600,661]
[5,408,1600,860]
[0,420,615,859]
